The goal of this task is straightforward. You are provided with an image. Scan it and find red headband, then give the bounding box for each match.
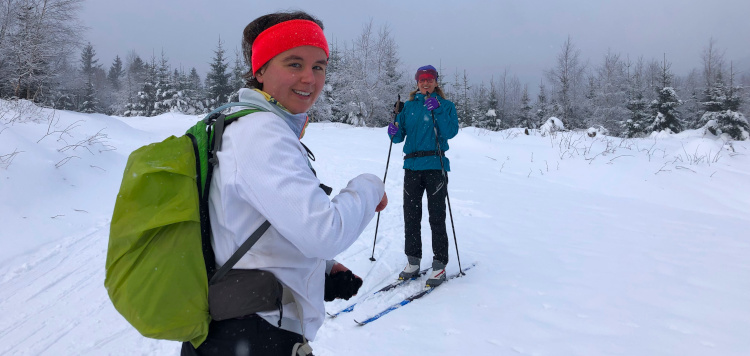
[251,19,330,75]
[418,73,436,81]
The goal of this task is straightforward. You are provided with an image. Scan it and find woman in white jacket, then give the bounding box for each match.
[181,11,387,356]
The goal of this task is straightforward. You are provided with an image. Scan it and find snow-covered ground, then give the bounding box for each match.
[1,100,748,355]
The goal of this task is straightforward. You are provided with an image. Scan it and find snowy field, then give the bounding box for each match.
[1,100,748,355]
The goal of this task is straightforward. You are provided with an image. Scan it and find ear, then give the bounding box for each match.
[255,70,264,84]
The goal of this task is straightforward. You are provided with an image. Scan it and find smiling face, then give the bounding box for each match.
[418,77,437,95]
[255,45,327,114]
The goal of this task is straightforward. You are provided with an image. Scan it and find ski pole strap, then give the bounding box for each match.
[403,150,444,160]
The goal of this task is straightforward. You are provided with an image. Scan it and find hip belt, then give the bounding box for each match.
[404,150,444,160]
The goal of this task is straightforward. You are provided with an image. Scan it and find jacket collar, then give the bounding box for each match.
[414,91,441,101]
[237,88,309,139]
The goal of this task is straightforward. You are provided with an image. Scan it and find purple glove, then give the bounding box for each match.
[387,122,398,136]
[425,97,440,111]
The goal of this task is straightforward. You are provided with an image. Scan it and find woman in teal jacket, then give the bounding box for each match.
[387,65,459,287]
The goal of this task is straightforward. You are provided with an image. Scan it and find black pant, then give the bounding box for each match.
[403,169,449,265]
[180,315,308,356]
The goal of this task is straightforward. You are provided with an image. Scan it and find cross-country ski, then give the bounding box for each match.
[328,268,430,318]
[354,263,477,326]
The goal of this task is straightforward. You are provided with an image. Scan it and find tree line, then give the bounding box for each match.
[430,37,748,140]
[1,0,748,140]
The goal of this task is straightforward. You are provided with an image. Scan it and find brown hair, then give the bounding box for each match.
[408,86,447,101]
[241,11,324,89]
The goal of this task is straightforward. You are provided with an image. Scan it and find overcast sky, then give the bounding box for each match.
[81,0,750,91]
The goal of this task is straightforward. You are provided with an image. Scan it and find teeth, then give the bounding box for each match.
[293,90,311,96]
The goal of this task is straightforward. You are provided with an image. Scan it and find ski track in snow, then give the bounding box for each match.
[0,225,120,355]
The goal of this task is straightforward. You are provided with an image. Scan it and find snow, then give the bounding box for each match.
[587,126,609,137]
[1,100,749,355]
[540,116,565,135]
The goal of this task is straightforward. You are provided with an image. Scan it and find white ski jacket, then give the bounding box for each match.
[209,88,384,340]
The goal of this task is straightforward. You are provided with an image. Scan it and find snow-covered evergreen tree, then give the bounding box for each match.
[168,69,187,114]
[167,68,199,114]
[316,42,345,122]
[646,56,682,134]
[485,80,500,130]
[79,43,99,80]
[125,56,157,116]
[699,65,749,140]
[205,38,232,110]
[108,56,124,91]
[623,91,651,138]
[228,50,248,103]
[517,85,534,129]
[79,81,98,113]
[701,72,727,114]
[187,67,208,113]
[648,87,682,134]
[703,110,749,140]
[621,57,648,137]
[453,70,472,128]
[472,82,490,128]
[78,43,100,113]
[725,72,742,113]
[103,55,128,114]
[535,81,549,126]
[474,80,505,130]
[153,50,176,115]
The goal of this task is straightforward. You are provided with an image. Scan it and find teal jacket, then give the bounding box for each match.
[389,92,459,171]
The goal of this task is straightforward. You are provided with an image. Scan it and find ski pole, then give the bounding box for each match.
[369,136,393,262]
[370,95,401,262]
[427,94,464,275]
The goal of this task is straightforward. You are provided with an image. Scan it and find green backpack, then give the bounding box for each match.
[104,103,271,348]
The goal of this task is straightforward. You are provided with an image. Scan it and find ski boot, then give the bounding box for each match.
[398,256,421,280]
[425,260,447,287]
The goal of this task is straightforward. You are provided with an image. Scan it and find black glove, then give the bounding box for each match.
[324,270,363,301]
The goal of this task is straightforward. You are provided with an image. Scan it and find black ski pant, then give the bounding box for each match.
[403,169,449,265]
[180,315,309,356]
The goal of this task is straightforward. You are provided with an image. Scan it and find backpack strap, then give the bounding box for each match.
[200,105,266,280]
[208,134,330,282]
[206,107,263,167]
[203,102,266,124]
[209,220,272,285]
[203,102,266,168]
